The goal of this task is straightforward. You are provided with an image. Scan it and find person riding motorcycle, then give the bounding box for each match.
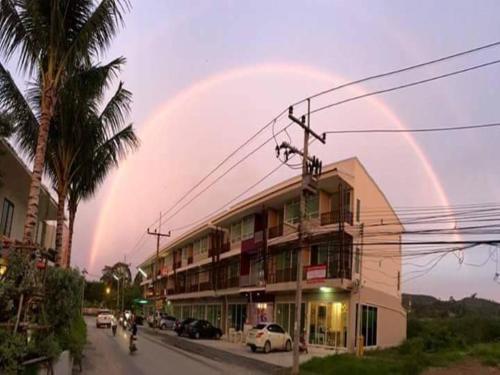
[129,315,138,353]
[111,314,117,336]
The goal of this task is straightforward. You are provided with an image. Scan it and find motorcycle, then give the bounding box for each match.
[129,335,138,354]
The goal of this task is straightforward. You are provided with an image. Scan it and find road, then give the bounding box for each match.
[82,317,261,375]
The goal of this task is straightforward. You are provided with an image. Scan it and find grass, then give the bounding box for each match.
[300,341,500,375]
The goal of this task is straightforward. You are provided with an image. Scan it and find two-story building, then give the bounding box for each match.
[0,138,58,254]
[138,157,406,351]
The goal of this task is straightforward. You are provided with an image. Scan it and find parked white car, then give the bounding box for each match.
[159,315,177,330]
[96,309,114,328]
[246,323,292,353]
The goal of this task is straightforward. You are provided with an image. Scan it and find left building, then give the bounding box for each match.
[0,138,58,253]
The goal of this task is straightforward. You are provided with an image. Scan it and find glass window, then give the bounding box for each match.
[356,305,378,347]
[241,215,254,241]
[356,199,361,222]
[284,200,300,225]
[230,222,241,243]
[311,245,328,266]
[397,271,401,291]
[200,236,208,254]
[306,195,319,219]
[193,240,201,255]
[206,304,222,328]
[0,198,14,237]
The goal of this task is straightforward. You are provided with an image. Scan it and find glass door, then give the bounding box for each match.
[308,302,348,348]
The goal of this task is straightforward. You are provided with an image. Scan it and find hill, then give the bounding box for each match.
[403,293,500,318]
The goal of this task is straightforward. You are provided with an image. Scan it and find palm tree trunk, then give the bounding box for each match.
[66,204,77,268]
[55,185,67,267]
[23,83,56,243]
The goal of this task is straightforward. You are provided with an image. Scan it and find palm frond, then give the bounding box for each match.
[63,0,130,70]
[0,0,40,74]
[0,60,38,156]
[99,80,131,135]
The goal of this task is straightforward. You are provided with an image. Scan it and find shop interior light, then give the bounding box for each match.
[320,287,333,293]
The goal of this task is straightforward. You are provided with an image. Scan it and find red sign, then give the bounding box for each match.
[306,264,326,283]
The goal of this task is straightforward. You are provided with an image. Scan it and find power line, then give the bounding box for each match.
[310,58,500,117]
[324,122,500,134]
[133,41,500,242]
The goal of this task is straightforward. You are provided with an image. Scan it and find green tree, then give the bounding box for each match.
[0,0,129,243]
[11,59,137,264]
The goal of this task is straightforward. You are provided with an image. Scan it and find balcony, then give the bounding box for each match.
[240,273,265,288]
[268,225,283,239]
[241,230,264,254]
[187,256,193,265]
[268,267,297,284]
[208,242,230,257]
[320,210,353,226]
[188,284,198,293]
[199,281,212,291]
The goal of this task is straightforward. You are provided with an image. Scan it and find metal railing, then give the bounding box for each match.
[320,210,354,226]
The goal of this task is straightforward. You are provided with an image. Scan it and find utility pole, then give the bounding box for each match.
[356,223,365,356]
[278,100,325,375]
[147,212,171,328]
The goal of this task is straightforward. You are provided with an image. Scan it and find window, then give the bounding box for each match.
[305,195,319,219]
[311,245,328,266]
[356,305,378,347]
[356,199,361,222]
[193,240,201,255]
[241,215,254,241]
[0,198,14,237]
[284,200,300,224]
[397,271,401,291]
[200,236,208,254]
[355,247,360,273]
[182,247,188,260]
[230,222,241,243]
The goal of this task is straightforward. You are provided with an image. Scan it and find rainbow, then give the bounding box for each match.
[88,63,453,272]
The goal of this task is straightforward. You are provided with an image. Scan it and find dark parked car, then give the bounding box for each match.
[186,320,223,340]
[175,318,196,336]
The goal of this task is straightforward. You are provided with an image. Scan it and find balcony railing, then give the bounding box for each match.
[187,256,193,265]
[199,281,212,291]
[188,284,198,293]
[208,242,231,257]
[268,225,283,239]
[320,210,354,226]
[268,267,297,284]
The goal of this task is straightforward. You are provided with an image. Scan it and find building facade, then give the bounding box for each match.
[138,157,406,351]
[0,139,58,250]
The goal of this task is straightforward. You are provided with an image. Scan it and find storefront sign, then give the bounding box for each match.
[306,264,326,283]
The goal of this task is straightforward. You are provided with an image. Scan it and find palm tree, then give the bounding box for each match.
[0,0,129,243]
[6,58,137,265]
[64,89,138,266]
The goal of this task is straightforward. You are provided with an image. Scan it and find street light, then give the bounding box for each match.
[0,258,7,278]
[137,267,148,278]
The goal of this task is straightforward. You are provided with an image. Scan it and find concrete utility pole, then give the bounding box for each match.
[356,223,365,356]
[280,100,325,375]
[147,212,171,328]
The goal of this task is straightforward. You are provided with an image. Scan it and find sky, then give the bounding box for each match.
[7,0,500,301]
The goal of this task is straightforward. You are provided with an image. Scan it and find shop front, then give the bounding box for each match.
[274,291,350,350]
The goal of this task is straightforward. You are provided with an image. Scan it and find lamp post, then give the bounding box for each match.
[113,274,120,313]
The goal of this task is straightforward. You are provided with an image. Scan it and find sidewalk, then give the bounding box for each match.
[141,325,335,371]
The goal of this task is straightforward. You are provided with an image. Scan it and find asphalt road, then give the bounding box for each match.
[82,317,261,375]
